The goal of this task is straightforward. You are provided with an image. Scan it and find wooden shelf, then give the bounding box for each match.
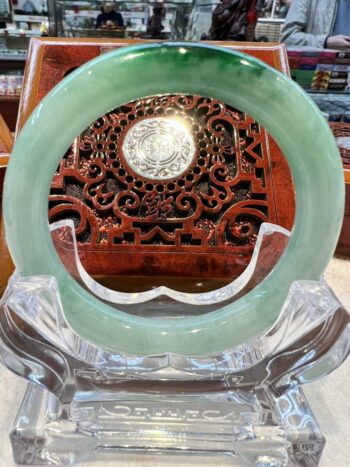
[0,95,20,132]
[0,95,20,101]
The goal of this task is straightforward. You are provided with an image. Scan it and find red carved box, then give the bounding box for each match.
[17,39,295,280]
[330,122,350,257]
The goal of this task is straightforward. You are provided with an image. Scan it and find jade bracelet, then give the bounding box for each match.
[3,43,344,356]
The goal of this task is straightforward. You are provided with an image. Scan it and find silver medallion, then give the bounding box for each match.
[122,117,195,180]
[336,136,350,151]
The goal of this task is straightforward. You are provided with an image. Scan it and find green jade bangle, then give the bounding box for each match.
[3,43,345,357]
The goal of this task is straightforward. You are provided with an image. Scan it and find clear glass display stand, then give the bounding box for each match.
[0,221,349,466]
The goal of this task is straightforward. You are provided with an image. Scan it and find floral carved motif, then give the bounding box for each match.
[330,123,350,168]
[49,94,278,277]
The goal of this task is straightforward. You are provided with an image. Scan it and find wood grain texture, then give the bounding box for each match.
[0,203,14,297]
[0,97,19,133]
[0,39,297,292]
[0,115,13,153]
[330,123,350,257]
[7,39,295,283]
[48,93,294,278]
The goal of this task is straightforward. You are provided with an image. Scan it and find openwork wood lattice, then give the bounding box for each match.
[49,94,293,278]
[330,122,350,168]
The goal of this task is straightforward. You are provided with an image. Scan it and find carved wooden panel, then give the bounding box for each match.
[330,122,350,169]
[17,39,296,278]
[49,93,283,276]
[330,122,350,258]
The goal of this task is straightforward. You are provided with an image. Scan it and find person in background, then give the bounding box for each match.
[280,0,350,50]
[96,3,124,29]
[146,6,165,38]
[208,0,263,41]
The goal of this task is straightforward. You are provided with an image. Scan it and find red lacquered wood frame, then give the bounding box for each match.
[0,39,297,295]
[6,38,295,281]
[330,122,350,257]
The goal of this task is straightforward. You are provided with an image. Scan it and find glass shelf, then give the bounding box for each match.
[48,0,194,39]
[0,0,11,21]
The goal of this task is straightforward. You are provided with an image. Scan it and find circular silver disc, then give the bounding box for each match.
[122,117,195,180]
[336,136,350,151]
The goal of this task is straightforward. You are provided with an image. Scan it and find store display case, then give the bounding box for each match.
[4,0,48,44]
[187,0,290,41]
[47,0,194,39]
[256,0,290,42]
[259,0,290,19]
[0,45,25,131]
[287,47,350,127]
[0,0,48,128]
[0,0,10,23]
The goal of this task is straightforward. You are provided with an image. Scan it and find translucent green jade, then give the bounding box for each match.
[3,43,345,357]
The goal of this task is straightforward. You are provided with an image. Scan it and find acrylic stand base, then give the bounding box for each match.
[12,383,325,466]
[1,222,349,466]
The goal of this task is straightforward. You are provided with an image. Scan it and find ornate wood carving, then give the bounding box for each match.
[330,122,350,169]
[330,123,350,258]
[16,39,296,279]
[49,94,284,276]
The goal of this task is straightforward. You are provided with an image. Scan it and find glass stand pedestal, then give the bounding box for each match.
[11,382,325,466]
[1,222,349,466]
